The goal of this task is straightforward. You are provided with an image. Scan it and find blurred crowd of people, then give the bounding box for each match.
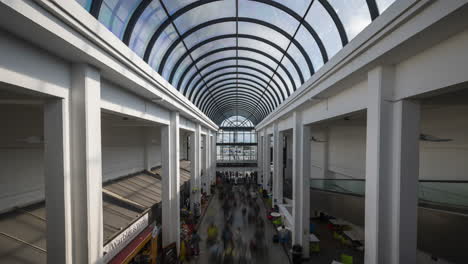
[179,171,269,263]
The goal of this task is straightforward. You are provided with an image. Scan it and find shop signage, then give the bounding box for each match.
[103,213,149,263]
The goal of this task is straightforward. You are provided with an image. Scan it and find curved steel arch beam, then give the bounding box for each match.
[207,95,268,119]
[193,72,278,110]
[143,0,221,60]
[210,100,263,122]
[207,88,274,114]
[215,110,259,126]
[214,110,259,126]
[366,0,380,20]
[249,0,329,62]
[199,85,275,113]
[207,96,266,119]
[198,81,278,110]
[200,86,274,113]
[200,81,278,109]
[122,0,152,45]
[150,17,314,77]
[188,65,284,105]
[188,65,285,103]
[180,48,297,96]
[209,100,264,123]
[200,77,282,108]
[90,0,103,18]
[171,46,303,90]
[206,78,279,104]
[318,0,349,46]
[172,34,304,88]
[186,58,288,100]
[187,57,290,100]
[206,94,270,121]
[202,90,271,116]
[215,110,258,125]
[191,65,282,105]
[218,110,257,127]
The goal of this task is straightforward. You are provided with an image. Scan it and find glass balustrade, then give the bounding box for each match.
[419,181,468,208]
[310,179,468,209]
[310,179,365,196]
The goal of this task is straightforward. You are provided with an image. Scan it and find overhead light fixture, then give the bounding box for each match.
[420,134,453,142]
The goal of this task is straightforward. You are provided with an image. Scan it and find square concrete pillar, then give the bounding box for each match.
[291,111,311,257]
[161,112,180,249]
[365,66,420,264]
[263,130,270,191]
[273,123,284,207]
[258,134,263,185]
[190,125,201,213]
[204,133,211,195]
[69,64,103,264]
[211,133,216,185]
[44,98,72,264]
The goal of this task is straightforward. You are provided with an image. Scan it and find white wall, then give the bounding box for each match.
[101,119,162,181]
[419,104,468,181]
[0,104,45,212]
[0,104,164,212]
[328,125,367,179]
[308,104,468,181]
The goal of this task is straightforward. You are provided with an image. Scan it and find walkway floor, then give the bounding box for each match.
[187,185,291,264]
[307,218,364,263]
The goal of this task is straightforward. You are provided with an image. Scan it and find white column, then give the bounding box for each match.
[69,64,103,264]
[211,132,216,185]
[292,111,311,258]
[365,66,420,264]
[143,127,152,171]
[272,123,280,207]
[161,112,180,249]
[190,125,201,211]
[44,98,72,264]
[263,130,269,191]
[258,134,263,186]
[205,133,211,195]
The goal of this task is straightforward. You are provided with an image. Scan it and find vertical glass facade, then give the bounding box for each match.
[216,129,257,161]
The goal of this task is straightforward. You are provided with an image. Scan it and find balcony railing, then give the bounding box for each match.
[310,178,468,210]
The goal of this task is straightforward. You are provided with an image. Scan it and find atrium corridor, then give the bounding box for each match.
[190,181,289,264]
[1,0,468,264]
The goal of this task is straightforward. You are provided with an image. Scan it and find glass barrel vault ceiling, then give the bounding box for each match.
[76,0,396,125]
